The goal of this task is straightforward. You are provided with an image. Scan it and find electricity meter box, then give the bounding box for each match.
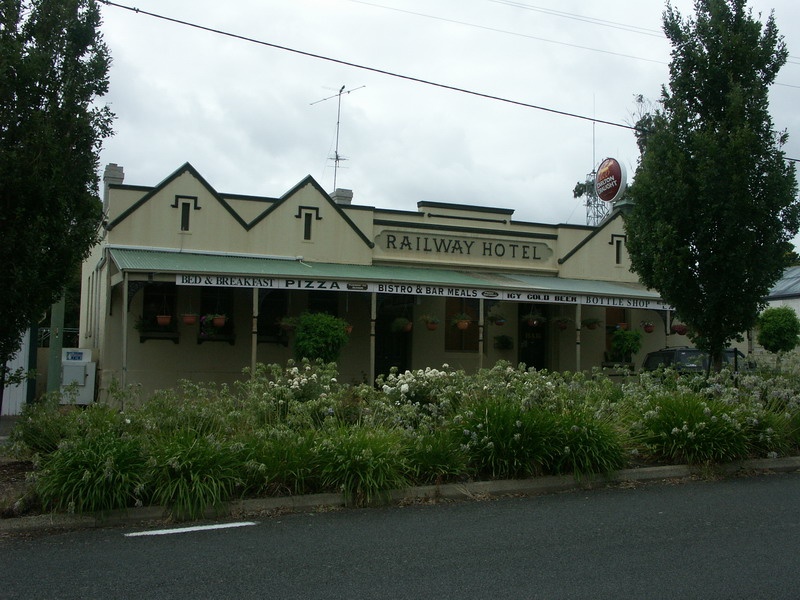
[60,348,96,405]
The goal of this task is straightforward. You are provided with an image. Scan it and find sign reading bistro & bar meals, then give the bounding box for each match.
[176,274,670,310]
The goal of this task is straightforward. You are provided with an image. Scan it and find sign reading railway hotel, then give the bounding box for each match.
[377,231,553,264]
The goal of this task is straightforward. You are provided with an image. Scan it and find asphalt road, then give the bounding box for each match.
[3,473,800,599]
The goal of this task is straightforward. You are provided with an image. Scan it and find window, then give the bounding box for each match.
[173,195,199,232]
[308,291,339,316]
[258,289,288,342]
[296,206,321,241]
[140,283,176,328]
[181,202,191,231]
[199,287,235,341]
[445,297,479,352]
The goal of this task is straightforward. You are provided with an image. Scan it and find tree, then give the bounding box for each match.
[757,306,800,369]
[293,312,350,364]
[625,0,799,371]
[0,0,113,414]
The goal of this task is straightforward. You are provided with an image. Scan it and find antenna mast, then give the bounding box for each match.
[584,98,609,226]
[311,85,365,190]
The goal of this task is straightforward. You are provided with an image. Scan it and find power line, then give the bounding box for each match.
[349,0,668,65]
[98,0,800,164]
[351,0,800,88]
[98,0,636,132]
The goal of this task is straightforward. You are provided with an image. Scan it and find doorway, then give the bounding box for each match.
[374,294,414,380]
[518,303,548,370]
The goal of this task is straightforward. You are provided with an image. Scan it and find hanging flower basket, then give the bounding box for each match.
[451,313,472,330]
[488,314,506,326]
[581,318,602,330]
[419,315,440,331]
[210,314,227,328]
[554,318,572,331]
[642,321,655,333]
[525,314,546,327]
[181,313,198,326]
[156,314,172,327]
[392,317,413,333]
[671,323,688,335]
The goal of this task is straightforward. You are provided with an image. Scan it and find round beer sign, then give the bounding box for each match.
[595,157,627,202]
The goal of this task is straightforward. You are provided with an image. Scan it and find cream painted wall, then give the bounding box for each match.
[107,176,373,266]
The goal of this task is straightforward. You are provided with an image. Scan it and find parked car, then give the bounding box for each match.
[641,346,753,373]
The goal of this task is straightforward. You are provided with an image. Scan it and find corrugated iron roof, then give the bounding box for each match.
[769,266,800,299]
[107,247,662,301]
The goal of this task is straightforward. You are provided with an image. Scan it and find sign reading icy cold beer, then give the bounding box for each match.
[375,231,553,264]
[176,274,670,310]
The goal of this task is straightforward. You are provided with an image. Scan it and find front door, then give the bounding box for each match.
[374,294,414,380]
[518,303,548,370]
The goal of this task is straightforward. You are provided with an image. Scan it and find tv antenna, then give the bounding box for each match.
[311,84,365,190]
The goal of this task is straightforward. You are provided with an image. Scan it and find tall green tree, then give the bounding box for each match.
[625,0,799,370]
[0,0,113,413]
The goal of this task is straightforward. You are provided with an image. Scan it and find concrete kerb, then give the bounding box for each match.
[3,457,800,534]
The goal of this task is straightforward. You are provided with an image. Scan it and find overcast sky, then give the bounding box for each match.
[97,0,800,230]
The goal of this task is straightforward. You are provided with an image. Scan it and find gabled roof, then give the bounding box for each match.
[104,163,373,248]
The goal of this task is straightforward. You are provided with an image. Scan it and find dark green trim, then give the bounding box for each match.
[105,164,374,249]
[106,163,244,230]
[558,210,623,264]
[245,175,374,248]
[424,212,508,225]
[374,219,558,240]
[417,201,514,216]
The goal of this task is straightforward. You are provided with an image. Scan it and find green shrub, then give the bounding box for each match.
[454,398,557,479]
[36,432,147,514]
[550,409,626,477]
[237,428,320,496]
[147,429,243,520]
[630,392,751,463]
[405,429,469,484]
[293,312,350,363]
[11,394,75,456]
[315,425,410,506]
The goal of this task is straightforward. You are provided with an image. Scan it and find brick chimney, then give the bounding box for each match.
[331,188,353,205]
[102,163,124,212]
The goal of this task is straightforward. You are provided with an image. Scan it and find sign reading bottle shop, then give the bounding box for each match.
[375,232,553,264]
[175,274,669,309]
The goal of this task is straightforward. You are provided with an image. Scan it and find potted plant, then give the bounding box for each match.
[156,314,172,327]
[210,314,227,328]
[487,313,507,326]
[391,316,413,333]
[419,314,440,331]
[523,312,546,327]
[671,323,688,335]
[293,312,350,363]
[581,317,602,330]
[451,313,472,330]
[610,329,642,364]
[181,313,198,326]
[554,317,572,331]
[641,320,655,333]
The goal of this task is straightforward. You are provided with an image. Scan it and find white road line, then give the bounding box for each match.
[125,522,258,537]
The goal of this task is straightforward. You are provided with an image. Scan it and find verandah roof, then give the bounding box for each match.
[108,247,665,307]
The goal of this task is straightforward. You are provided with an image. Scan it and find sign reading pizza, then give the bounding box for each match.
[595,157,627,203]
